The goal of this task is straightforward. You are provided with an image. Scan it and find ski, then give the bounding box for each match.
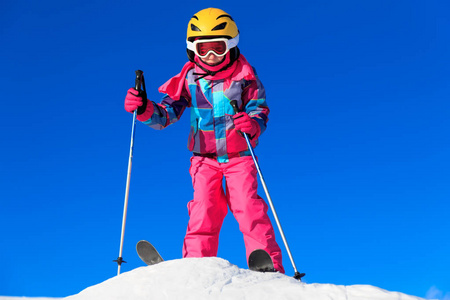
[248,249,276,273]
[136,240,164,265]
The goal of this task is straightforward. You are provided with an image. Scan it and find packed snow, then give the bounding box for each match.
[1,257,428,300]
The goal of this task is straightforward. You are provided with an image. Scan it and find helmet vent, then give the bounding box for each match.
[191,24,201,31]
[212,22,227,31]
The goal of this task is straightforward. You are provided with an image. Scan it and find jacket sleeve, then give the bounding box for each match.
[138,73,192,130]
[241,72,270,139]
[138,95,190,130]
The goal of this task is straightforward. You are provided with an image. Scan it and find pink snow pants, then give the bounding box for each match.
[183,155,285,273]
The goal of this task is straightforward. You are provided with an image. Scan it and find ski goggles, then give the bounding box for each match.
[186,35,239,58]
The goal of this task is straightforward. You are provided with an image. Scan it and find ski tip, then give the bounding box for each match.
[136,240,164,266]
[248,249,275,273]
[136,240,149,246]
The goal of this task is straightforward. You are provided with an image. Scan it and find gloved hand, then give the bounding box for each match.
[124,88,148,115]
[233,112,259,138]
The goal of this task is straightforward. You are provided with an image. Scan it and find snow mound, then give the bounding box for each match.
[63,257,425,300]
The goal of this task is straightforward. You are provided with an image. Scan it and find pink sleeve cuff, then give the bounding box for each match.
[250,118,261,140]
[136,100,155,122]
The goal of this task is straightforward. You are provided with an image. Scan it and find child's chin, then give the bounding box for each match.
[200,58,225,66]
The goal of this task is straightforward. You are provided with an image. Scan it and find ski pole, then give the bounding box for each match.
[115,70,145,275]
[230,100,305,281]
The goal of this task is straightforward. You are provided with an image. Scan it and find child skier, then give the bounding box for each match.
[124,7,284,273]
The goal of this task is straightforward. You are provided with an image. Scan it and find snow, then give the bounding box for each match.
[1,257,428,300]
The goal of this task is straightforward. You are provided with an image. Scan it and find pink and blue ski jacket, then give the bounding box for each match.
[139,56,269,163]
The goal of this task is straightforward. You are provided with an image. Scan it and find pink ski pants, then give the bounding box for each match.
[182,155,285,273]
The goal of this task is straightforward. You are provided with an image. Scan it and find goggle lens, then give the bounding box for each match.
[196,40,227,57]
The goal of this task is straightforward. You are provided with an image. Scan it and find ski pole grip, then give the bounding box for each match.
[135,70,144,91]
[230,100,240,115]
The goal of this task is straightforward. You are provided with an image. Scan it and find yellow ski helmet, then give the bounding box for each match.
[186,8,240,63]
[186,8,239,41]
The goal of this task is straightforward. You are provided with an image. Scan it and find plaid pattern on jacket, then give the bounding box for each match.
[141,68,269,163]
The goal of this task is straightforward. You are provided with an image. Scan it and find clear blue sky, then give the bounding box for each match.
[1,0,449,299]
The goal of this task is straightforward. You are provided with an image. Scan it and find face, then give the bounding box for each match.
[200,52,224,65]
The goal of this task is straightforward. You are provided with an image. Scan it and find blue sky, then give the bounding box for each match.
[1,0,449,299]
